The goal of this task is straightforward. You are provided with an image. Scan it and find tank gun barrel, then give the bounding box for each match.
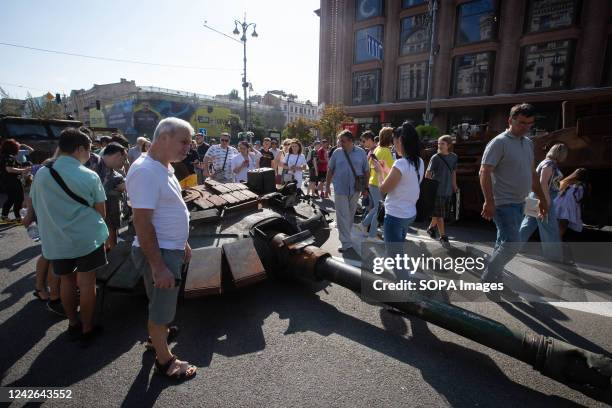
[261,229,612,402]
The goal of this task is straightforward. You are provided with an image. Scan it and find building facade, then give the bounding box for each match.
[65,79,284,142]
[318,0,612,133]
[262,92,319,123]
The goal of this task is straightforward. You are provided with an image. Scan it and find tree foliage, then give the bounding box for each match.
[262,109,286,132]
[24,93,65,119]
[228,89,241,100]
[250,113,266,141]
[282,117,316,146]
[315,104,352,143]
[415,124,440,140]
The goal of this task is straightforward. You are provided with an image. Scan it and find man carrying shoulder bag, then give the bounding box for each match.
[31,127,109,348]
[326,130,368,253]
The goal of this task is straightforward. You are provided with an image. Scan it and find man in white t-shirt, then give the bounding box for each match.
[126,117,197,381]
[202,133,238,183]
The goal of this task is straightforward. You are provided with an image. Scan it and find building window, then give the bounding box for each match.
[398,62,428,100]
[402,0,425,8]
[447,109,486,131]
[352,70,381,105]
[602,36,612,86]
[520,40,572,90]
[526,0,578,33]
[452,52,494,96]
[400,14,429,55]
[354,25,384,63]
[455,0,496,46]
[356,0,383,22]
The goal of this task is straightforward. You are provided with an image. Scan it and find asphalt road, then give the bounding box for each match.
[1,204,611,407]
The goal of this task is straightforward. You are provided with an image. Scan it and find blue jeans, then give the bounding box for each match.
[482,203,524,283]
[384,213,416,281]
[519,191,562,262]
[383,213,416,243]
[362,185,381,238]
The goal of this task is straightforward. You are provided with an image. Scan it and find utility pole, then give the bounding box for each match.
[233,14,258,134]
[424,0,438,126]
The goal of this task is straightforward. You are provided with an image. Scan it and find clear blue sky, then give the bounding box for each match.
[0,0,320,102]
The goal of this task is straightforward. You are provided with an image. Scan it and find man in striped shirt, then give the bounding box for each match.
[203,133,238,183]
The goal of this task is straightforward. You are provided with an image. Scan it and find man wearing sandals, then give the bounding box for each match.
[126,117,197,380]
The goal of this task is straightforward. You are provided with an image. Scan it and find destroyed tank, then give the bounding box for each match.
[96,168,330,299]
[97,168,612,403]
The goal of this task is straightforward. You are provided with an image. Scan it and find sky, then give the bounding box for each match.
[0,0,320,102]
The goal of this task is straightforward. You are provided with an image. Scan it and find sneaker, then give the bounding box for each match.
[0,216,11,224]
[46,299,67,318]
[439,235,449,243]
[426,227,438,239]
[338,246,353,253]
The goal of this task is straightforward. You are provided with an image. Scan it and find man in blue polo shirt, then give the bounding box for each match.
[326,130,368,253]
[31,127,108,347]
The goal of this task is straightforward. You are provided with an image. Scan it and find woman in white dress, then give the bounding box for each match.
[282,139,307,186]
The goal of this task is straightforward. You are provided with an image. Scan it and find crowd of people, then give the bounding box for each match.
[0,103,592,380]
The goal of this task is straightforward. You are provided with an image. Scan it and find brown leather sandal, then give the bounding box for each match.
[154,355,197,381]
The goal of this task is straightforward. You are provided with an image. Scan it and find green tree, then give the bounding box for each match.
[415,124,440,141]
[228,89,241,100]
[262,109,286,131]
[250,113,266,141]
[315,104,352,144]
[282,117,315,146]
[228,113,243,140]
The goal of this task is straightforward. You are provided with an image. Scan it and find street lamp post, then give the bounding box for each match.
[424,0,438,126]
[233,16,258,134]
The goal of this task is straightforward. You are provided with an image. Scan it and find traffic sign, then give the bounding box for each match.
[199,128,207,136]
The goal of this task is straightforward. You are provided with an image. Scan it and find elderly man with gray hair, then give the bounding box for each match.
[127,136,150,164]
[126,117,197,380]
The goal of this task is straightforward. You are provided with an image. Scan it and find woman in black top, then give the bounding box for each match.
[0,139,31,222]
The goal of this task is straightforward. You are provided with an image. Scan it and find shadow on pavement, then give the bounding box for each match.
[0,271,36,311]
[498,301,612,358]
[1,274,588,406]
[0,244,41,272]
[270,280,581,407]
[0,300,64,381]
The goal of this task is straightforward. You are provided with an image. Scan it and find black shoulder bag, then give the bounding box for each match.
[45,162,90,207]
[343,149,367,193]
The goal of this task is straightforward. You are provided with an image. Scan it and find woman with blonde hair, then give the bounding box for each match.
[358,126,395,240]
[554,167,588,238]
[519,143,568,260]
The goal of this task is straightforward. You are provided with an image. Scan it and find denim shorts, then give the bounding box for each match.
[131,246,185,325]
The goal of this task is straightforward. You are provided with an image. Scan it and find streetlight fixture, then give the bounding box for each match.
[233,15,258,134]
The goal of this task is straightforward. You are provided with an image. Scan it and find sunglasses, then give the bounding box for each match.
[221,139,229,142]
